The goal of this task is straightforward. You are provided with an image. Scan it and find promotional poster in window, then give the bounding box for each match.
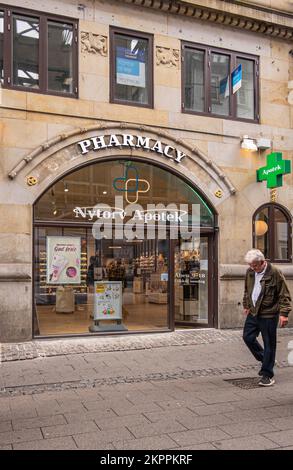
[116,45,146,88]
[46,236,81,284]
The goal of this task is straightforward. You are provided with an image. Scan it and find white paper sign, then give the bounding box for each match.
[94,281,122,321]
[46,236,81,284]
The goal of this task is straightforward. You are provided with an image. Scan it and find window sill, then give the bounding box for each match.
[182,108,259,125]
[1,84,78,100]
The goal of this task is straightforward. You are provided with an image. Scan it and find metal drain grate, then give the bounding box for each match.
[224,377,261,389]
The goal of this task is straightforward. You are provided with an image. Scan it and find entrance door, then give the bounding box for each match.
[173,234,214,327]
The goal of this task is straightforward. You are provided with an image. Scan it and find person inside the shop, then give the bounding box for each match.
[86,256,96,319]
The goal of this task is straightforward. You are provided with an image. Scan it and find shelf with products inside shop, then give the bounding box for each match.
[145,272,168,304]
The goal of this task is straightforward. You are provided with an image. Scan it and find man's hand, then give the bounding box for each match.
[243,308,250,316]
[279,316,288,328]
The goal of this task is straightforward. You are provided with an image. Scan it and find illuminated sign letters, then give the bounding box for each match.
[77,134,186,164]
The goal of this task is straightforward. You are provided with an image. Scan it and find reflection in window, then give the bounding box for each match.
[253,204,291,262]
[236,58,254,120]
[184,49,204,112]
[48,21,73,93]
[34,159,214,227]
[113,33,149,105]
[0,11,3,84]
[254,207,269,259]
[211,53,230,116]
[13,15,39,88]
[274,209,289,261]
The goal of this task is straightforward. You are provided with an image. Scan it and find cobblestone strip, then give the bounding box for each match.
[1,328,292,363]
[0,360,290,397]
[0,329,250,362]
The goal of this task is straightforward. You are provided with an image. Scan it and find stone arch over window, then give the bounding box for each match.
[253,203,292,263]
[7,123,236,208]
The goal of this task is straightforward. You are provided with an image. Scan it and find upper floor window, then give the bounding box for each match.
[110,27,153,108]
[0,11,4,82]
[0,6,78,97]
[253,204,292,263]
[182,43,259,122]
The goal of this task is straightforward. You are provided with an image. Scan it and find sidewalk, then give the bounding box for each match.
[0,328,293,450]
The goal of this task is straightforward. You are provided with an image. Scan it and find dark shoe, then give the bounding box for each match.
[258,376,275,387]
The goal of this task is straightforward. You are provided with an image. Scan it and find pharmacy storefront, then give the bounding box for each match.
[6,124,237,340]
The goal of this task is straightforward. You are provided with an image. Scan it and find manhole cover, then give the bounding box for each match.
[224,377,260,389]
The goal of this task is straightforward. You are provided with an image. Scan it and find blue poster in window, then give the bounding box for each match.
[232,64,242,94]
[219,76,229,98]
[116,46,146,88]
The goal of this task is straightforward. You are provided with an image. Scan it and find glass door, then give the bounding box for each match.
[96,238,169,331]
[174,235,211,327]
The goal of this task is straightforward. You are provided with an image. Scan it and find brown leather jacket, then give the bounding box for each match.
[243,262,292,318]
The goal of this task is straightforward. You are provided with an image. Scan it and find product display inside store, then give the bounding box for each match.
[34,232,170,335]
[34,159,214,336]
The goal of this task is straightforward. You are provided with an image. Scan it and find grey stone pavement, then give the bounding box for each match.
[0,328,293,450]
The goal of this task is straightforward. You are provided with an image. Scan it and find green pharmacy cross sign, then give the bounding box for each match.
[256,152,291,189]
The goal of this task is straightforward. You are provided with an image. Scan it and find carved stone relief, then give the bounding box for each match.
[81,32,107,56]
[156,47,180,68]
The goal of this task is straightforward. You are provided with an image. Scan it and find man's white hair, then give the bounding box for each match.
[245,249,265,264]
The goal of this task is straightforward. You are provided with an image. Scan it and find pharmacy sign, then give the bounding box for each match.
[256,152,291,188]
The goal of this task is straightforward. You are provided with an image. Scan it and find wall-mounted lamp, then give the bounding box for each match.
[256,138,271,150]
[241,135,258,152]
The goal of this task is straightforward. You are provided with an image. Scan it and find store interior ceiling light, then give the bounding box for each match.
[241,135,258,152]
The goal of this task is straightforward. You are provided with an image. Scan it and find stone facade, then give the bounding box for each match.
[0,0,292,341]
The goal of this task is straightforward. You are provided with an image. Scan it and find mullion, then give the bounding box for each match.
[231,54,237,119]
[39,15,47,93]
[206,47,211,114]
[4,8,11,87]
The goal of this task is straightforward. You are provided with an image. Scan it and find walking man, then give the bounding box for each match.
[243,249,291,386]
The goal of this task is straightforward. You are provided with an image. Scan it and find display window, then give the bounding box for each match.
[33,159,217,336]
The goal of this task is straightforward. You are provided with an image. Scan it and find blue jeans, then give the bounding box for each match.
[243,313,278,378]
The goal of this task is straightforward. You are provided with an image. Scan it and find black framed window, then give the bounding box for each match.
[0,5,78,97]
[0,10,4,83]
[253,203,292,263]
[182,42,259,122]
[110,27,153,108]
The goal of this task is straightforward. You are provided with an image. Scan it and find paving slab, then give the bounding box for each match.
[94,414,151,431]
[73,428,135,450]
[64,409,116,424]
[126,420,187,439]
[0,428,43,446]
[213,435,279,450]
[263,429,293,447]
[113,435,179,450]
[12,415,66,431]
[218,420,279,437]
[0,422,12,433]
[169,427,230,446]
[188,403,237,416]
[41,421,99,439]
[13,437,78,450]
